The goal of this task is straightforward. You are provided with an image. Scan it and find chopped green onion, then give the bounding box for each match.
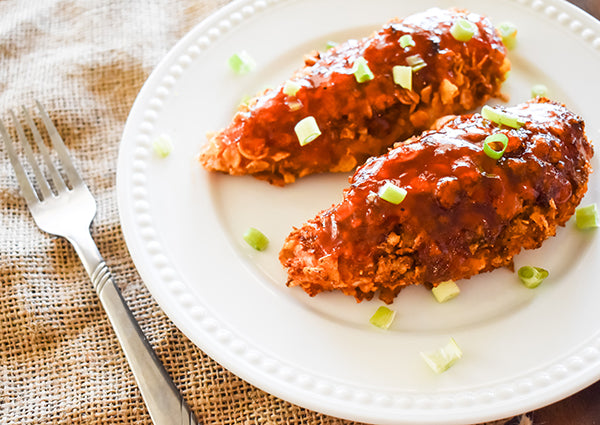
[406,54,427,71]
[152,134,173,158]
[378,182,407,204]
[353,57,375,83]
[287,100,303,111]
[451,18,477,42]
[432,280,460,303]
[399,34,415,48]
[420,338,463,374]
[294,116,322,146]
[283,80,301,97]
[497,22,518,50]
[325,41,338,50]
[243,227,269,251]
[517,266,549,288]
[483,133,509,160]
[406,55,421,66]
[481,105,525,129]
[369,306,396,330]
[228,51,256,74]
[531,84,548,98]
[239,95,251,107]
[576,203,600,229]
[393,65,412,90]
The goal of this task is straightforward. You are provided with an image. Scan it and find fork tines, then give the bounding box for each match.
[1,101,82,204]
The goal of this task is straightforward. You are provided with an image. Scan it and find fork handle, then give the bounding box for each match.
[70,231,199,425]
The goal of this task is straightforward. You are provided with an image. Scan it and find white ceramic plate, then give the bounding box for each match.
[117,0,600,423]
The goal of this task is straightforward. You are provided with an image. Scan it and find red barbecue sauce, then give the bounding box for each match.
[307,101,589,283]
[227,8,507,173]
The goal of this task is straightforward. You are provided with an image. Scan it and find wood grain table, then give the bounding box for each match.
[529,1,599,424]
[569,0,600,19]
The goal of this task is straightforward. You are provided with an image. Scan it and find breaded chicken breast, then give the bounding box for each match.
[200,8,510,185]
[280,98,593,303]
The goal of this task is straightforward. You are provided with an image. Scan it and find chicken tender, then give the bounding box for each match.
[279,98,593,303]
[200,8,510,185]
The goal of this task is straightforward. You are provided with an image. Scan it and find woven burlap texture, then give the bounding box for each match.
[0,1,530,424]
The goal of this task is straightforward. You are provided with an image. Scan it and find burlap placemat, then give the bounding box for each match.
[0,1,532,424]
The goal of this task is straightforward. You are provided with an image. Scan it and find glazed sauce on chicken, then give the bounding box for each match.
[201,8,509,185]
[281,99,593,302]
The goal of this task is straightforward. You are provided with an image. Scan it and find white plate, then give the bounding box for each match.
[116,0,600,423]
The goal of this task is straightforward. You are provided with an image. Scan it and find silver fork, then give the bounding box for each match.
[1,101,199,425]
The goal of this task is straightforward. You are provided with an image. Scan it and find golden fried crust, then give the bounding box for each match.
[279,98,594,303]
[199,8,510,186]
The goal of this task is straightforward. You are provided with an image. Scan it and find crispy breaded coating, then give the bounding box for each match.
[199,8,510,185]
[279,98,594,303]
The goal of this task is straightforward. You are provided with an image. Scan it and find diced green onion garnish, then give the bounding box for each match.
[576,203,600,229]
[420,338,463,374]
[483,133,509,160]
[287,100,303,111]
[228,51,256,74]
[378,182,407,204]
[481,105,525,129]
[353,57,375,83]
[517,266,549,288]
[294,116,322,146]
[326,41,338,50]
[239,95,251,107]
[399,34,415,48]
[152,134,173,158]
[406,54,427,71]
[497,22,518,50]
[406,55,422,66]
[369,306,396,330]
[432,280,460,303]
[283,80,301,97]
[243,227,269,251]
[531,84,548,98]
[393,65,412,90]
[451,18,477,42]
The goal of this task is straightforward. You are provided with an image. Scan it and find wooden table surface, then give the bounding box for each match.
[569,0,600,19]
[529,1,599,424]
